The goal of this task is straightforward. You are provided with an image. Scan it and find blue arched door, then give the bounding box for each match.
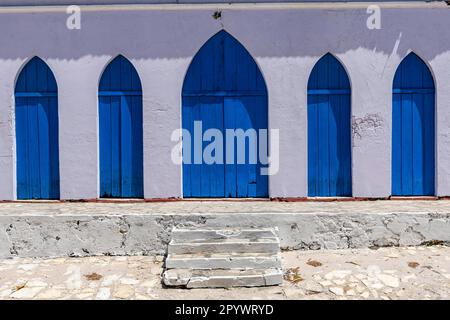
[99,55,143,198]
[392,53,435,196]
[182,30,268,198]
[15,57,60,199]
[308,53,352,197]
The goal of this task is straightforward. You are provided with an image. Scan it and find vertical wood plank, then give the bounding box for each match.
[317,95,330,196]
[120,95,133,197]
[37,99,51,199]
[210,98,225,197]
[121,57,132,92]
[201,42,214,92]
[341,94,352,196]
[48,96,60,199]
[110,96,121,197]
[190,97,202,197]
[392,93,402,195]
[307,95,318,197]
[99,63,111,91]
[109,57,121,91]
[236,43,250,93]
[255,95,268,197]
[99,96,112,197]
[401,94,413,195]
[27,97,41,198]
[232,97,250,197]
[200,99,211,197]
[213,32,224,92]
[182,97,194,197]
[423,93,435,195]
[224,33,238,93]
[15,97,29,199]
[25,59,37,92]
[131,95,144,198]
[224,97,237,198]
[328,95,339,196]
[412,93,424,195]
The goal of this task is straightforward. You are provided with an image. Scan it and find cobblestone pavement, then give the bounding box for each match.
[2,199,450,215]
[0,245,449,300]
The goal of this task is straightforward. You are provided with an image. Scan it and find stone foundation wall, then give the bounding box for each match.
[1,211,449,258]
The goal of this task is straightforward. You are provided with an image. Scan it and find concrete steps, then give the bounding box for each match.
[168,238,280,254]
[162,227,283,288]
[166,252,282,269]
[171,228,278,241]
[163,268,282,288]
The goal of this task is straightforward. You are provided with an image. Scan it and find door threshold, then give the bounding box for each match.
[306,197,354,202]
[96,198,145,202]
[182,198,270,201]
[390,196,438,200]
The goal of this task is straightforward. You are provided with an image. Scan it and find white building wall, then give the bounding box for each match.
[0,2,448,200]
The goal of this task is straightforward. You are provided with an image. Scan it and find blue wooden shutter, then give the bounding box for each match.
[307,53,352,197]
[182,30,268,198]
[392,53,435,196]
[99,55,143,198]
[15,57,60,199]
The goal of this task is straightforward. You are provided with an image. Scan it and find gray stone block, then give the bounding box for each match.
[165,252,282,269]
[171,227,279,242]
[163,268,283,288]
[168,238,280,254]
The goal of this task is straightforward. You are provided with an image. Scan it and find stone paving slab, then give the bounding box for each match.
[0,246,448,300]
[1,199,450,216]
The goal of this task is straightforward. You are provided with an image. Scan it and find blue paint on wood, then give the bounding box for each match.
[182,30,268,198]
[15,57,60,199]
[307,53,352,197]
[99,55,143,198]
[392,53,435,196]
[15,92,58,97]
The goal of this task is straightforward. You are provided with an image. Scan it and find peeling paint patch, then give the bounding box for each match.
[352,114,384,140]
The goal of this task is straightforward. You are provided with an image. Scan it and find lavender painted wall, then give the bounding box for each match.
[0,3,449,199]
[0,1,435,5]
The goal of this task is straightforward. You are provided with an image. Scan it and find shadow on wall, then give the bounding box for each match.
[0,8,447,61]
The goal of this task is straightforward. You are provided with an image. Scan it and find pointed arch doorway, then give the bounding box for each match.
[392,53,435,196]
[15,57,60,199]
[307,53,352,197]
[182,30,269,198]
[98,55,144,198]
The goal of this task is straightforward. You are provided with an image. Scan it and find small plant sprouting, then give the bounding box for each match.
[212,11,222,20]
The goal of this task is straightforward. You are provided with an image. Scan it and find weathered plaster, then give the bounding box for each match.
[0,5,449,199]
[0,211,449,258]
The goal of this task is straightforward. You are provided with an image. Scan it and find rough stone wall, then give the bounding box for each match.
[1,212,449,258]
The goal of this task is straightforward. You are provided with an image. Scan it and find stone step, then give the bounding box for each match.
[171,227,278,242]
[164,227,283,288]
[165,252,282,269]
[163,268,283,288]
[168,237,280,254]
